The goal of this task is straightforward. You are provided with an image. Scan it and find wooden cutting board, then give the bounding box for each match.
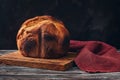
[0,51,77,71]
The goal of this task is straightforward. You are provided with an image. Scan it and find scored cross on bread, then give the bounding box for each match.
[17,15,70,59]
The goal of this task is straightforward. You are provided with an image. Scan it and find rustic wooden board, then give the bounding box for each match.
[0,51,77,71]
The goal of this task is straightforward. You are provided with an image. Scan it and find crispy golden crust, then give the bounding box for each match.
[17,15,70,59]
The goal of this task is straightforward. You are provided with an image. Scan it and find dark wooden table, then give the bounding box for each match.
[0,50,120,80]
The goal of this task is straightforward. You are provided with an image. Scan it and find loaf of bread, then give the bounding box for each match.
[16,15,70,58]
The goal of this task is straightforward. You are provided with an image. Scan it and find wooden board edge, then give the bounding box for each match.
[0,51,77,71]
[0,57,74,71]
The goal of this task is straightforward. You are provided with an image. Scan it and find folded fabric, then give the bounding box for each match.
[70,40,120,72]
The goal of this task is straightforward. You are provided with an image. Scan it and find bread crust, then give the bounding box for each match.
[17,15,70,58]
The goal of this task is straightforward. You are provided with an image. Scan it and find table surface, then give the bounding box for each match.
[0,50,120,80]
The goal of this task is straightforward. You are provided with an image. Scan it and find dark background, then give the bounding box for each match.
[0,0,120,49]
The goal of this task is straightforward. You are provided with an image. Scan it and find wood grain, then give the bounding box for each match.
[0,51,77,71]
[1,65,120,80]
[1,50,120,80]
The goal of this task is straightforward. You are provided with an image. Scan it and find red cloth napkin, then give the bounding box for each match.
[70,40,120,72]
